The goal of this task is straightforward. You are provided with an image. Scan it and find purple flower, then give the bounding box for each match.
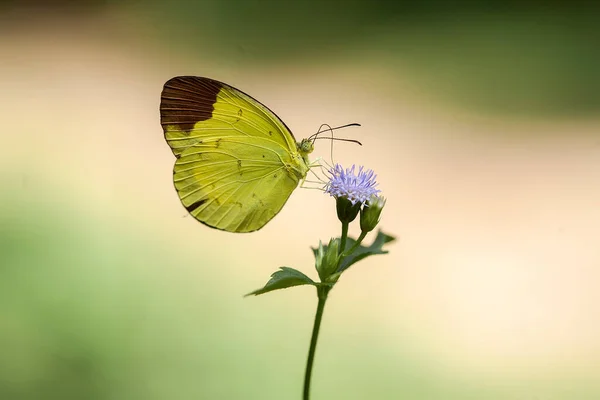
[324,164,380,205]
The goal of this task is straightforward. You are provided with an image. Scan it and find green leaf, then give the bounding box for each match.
[245,267,316,296]
[339,230,395,273]
[313,230,395,276]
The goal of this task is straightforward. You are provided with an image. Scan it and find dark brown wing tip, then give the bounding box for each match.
[160,76,223,132]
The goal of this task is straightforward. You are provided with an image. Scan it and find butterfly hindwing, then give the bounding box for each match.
[174,136,300,232]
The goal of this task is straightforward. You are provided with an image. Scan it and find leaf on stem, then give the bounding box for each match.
[245,267,317,296]
[313,230,395,276]
[339,230,395,273]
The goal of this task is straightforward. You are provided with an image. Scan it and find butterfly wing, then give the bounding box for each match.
[160,76,309,232]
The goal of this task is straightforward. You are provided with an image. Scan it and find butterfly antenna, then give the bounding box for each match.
[311,123,334,163]
[312,137,363,145]
[307,122,361,142]
[308,122,362,166]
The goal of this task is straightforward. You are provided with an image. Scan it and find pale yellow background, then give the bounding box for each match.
[1,3,599,399]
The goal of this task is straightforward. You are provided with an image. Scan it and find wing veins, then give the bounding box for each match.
[177,164,285,193]
[175,162,280,186]
[218,88,297,151]
[175,159,280,174]
[179,165,285,213]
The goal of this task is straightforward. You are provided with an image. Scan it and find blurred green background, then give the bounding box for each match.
[1,1,600,399]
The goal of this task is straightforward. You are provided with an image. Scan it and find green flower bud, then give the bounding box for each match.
[336,197,361,224]
[315,238,341,281]
[360,195,386,232]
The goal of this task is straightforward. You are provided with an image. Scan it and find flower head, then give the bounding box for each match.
[324,164,380,205]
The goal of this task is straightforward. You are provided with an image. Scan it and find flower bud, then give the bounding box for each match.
[360,195,386,232]
[336,197,361,224]
[315,238,341,281]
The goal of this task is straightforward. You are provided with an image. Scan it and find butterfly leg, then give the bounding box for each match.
[299,158,328,190]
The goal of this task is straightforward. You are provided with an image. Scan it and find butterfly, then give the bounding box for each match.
[160,76,315,233]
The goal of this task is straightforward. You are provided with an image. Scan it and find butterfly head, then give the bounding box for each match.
[297,139,314,163]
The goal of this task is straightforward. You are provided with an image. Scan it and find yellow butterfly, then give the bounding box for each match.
[160,76,315,233]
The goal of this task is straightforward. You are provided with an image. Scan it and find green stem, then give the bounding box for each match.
[333,230,368,274]
[342,230,367,257]
[303,286,329,400]
[339,221,349,255]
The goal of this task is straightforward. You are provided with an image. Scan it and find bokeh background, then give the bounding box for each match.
[1,1,599,399]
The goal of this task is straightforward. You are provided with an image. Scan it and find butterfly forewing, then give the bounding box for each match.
[160,76,310,232]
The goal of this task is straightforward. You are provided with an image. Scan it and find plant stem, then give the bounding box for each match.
[342,230,367,257]
[303,286,329,400]
[339,221,349,255]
